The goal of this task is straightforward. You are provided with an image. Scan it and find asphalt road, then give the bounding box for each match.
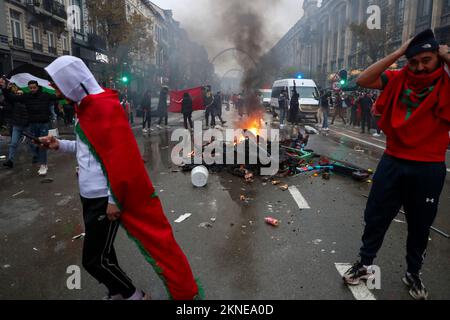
[0,108,449,300]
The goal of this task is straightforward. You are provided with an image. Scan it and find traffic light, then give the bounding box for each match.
[121,75,129,84]
[339,70,347,86]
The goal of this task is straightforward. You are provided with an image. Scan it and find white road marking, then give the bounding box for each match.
[288,186,311,209]
[335,263,377,301]
[329,129,386,150]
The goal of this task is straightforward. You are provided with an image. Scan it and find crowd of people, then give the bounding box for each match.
[315,90,382,136]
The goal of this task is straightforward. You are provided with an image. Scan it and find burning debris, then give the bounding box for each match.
[180,127,373,183]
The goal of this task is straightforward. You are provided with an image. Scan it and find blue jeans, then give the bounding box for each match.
[28,122,49,165]
[280,108,287,125]
[322,108,329,129]
[8,125,28,162]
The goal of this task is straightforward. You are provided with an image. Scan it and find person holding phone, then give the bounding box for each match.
[343,29,450,300]
[39,56,200,301]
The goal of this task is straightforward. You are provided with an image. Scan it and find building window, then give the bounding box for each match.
[10,10,24,47]
[61,35,69,54]
[48,32,57,55]
[32,26,41,44]
[416,0,433,33]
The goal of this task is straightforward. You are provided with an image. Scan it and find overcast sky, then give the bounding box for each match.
[151,0,304,74]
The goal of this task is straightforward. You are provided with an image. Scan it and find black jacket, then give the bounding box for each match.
[181,97,193,114]
[3,88,58,124]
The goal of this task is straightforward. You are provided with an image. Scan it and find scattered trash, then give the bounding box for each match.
[54,193,62,196]
[265,217,280,227]
[33,247,39,251]
[321,249,326,252]
[304,126,319,135]
[354,146,365,153]
[199,222,213,229]
[271,180,281,186]
[12,190,25,197]
[394,219,406,224]
[72,233,85,240]
[51,235,56,239]
[331,250,336,254]
[210,217,216,223]
[312,239,322,245]
[191,166,209,188]
[241,225,247,229]
[322,172,331,180]
[280,184,289,191]
[175,213,192,223]
[57,196,73,206]
[55,219,62,223]
[3,264,11,269]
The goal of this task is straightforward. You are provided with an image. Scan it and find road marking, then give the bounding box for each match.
[12,190,24,197]
[329,129,385,150]
[371,138,386,144]
[335,263,377,301]
[288,186,311,209]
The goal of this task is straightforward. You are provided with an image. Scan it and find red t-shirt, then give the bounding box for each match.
[379,67,450,162]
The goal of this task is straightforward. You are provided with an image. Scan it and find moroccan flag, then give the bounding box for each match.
[76,89,202,300]
[168,87,205,113]
[7,63,54,94]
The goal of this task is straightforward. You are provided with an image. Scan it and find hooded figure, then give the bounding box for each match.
[43,56,200,300]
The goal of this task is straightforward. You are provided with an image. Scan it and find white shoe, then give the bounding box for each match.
[38,165,48,176]
[372,133,381,137]
[142,129,148,134]
[156,125,162,129]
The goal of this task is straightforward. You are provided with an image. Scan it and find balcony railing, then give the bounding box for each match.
[13,37,25,48]
[42,0,67,19]
[48,46,57,55]
[0,35,8,45]
[33,42,43,51]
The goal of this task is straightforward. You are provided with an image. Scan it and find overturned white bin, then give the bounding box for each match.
[191,166,209,188]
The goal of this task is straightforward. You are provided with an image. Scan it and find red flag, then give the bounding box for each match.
[169,87,205,113]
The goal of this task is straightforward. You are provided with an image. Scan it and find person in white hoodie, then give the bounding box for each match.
[39,56,148,300]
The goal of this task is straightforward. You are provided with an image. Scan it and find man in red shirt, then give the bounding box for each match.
[343,29,450,300]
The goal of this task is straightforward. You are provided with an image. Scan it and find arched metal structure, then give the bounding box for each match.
[211,48,257,66]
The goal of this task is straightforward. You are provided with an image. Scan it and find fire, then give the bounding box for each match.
[236,116,264,143]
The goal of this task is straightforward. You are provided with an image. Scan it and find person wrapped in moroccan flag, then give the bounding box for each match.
[342,29,450,300]
[38,56,202,300]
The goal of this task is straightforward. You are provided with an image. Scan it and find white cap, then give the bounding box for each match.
[45,55,104,103]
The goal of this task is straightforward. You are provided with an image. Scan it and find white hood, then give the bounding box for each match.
[45,56,104,103]
[299,98,319,105]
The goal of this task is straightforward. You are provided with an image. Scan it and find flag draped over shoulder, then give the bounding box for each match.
[76,89,201,300]
[168,87,205,113]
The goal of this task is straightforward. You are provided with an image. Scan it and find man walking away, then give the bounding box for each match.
[141,90,152,133]
[360,92,373,134]
[278,88,288,127]
[157,87,169,129]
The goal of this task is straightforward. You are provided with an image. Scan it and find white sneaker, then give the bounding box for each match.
[142,129,148,134]
[38,165,48,176]
[372,133,381,137]
[156,125,162,129]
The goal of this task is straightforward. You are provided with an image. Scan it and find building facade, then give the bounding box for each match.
[271,0,450,88]
[0,0,71,74]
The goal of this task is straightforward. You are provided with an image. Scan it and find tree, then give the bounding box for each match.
[86,0,154,86]
[350,2,396,66]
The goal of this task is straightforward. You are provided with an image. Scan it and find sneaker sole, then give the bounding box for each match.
[343,274,370,286]
[402,277,429,301]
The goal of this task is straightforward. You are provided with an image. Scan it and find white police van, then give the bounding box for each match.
[270,78,320,122]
